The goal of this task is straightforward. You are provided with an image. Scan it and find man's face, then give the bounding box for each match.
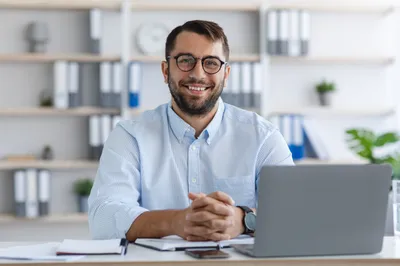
[162,31,230,116]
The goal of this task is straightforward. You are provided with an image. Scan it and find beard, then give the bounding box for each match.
[168,72,224,117]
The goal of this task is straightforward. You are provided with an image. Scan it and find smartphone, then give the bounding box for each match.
[185,249,230,259]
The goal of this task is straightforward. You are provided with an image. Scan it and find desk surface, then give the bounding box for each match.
[2,237,400,266]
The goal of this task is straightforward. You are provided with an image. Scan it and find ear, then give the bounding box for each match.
[161,61,169,84]
[223,64,231,87]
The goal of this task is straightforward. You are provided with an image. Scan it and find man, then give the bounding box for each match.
[88,20,294,242]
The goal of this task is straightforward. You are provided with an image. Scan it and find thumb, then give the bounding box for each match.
[188,192,206,201]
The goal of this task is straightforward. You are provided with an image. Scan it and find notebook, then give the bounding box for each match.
[56,238,128,255]
[134,235,254,251]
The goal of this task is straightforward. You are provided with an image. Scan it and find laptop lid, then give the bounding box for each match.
[253,164,392,257]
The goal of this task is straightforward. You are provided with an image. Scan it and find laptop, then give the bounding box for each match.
[231,164,392,258]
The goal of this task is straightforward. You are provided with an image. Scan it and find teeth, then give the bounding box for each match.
[188,86,206,91]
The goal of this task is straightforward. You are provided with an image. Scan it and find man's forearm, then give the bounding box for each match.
[126,209,186,241]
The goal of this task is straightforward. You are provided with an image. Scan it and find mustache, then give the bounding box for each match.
[180,78,214,87]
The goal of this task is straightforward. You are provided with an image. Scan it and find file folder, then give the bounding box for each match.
[277,9,289,55]
[89,115,102,160]
[267,10,278,55]
[89,8,102,54]
[300,10,311,55]
[68,62,80,107]
[240,62,252,109]
[13,170,26,217]
[38,169,51,216]
[129,62,141,108]
[112,62,122,108]
[100,62,112,108]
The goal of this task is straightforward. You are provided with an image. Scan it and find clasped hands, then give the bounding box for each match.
[179,191,244,242]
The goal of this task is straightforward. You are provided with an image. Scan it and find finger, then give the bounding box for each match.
[207,191,235,206]
[188,192,206,201]
[184,224,218,237]
[186,210,220,223]
[191,198,234,216]
[205,232,232,242]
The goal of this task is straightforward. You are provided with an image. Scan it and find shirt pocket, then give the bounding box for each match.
[213,175,255,207]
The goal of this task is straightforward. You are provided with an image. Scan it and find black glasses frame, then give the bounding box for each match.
[166,54,228,75]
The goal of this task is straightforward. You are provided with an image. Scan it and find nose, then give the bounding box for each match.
[189,59,206,79]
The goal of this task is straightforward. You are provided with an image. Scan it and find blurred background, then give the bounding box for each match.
[0,0,399,241]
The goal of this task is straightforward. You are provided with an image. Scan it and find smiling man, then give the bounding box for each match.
[88,20,294,242]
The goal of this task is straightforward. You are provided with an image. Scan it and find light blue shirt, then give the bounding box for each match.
[88,98,294,239]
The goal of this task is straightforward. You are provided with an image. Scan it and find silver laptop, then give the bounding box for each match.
[232,164,392,257]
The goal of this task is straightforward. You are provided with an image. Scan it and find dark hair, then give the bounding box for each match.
[165,20,230,61]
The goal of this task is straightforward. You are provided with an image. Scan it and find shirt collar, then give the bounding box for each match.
[167,97,225,145]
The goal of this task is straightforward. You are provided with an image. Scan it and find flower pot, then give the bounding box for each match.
[318,92,333,106]
[78,196,89,213]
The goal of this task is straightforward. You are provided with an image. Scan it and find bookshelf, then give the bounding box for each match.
[0,0,398,231]
[270,56,396,65]
[269,106,397,117]
[0,107,120,116]
[0,0,121,10]
[0,213,88,223]
[131,54,261,63]
[0,160,98,170]
[0,53,120,63]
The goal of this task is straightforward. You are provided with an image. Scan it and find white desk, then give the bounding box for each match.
[1,237,400,266]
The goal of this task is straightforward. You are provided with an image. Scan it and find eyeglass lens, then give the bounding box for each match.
[176,55,222,74]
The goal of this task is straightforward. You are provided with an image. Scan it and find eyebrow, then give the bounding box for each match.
[173,52,223,60]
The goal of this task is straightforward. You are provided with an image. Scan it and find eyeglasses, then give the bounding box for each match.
[167,54,227,75]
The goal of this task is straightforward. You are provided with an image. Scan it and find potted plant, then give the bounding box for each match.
[315,79,336,106]
[73,178,94,213]
[345,128,400,174]
[346,128,400,235]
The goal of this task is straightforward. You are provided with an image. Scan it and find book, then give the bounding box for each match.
[56,239,128,256]
[134,235,254,251]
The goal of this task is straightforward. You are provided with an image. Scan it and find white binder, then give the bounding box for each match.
[89,115,102,160]
[112,62,122,108]
[288,10,301,56]
[300,10,311,55]
[278,10,289,55]
[89,8,102,53]
[38,169,51,216]
[267,10,278,55]
[68,62,80,107]
[100,62,112,108]
[25,169,38,218]
[13,170,26,217]
[101,115,112,145]
[240,62,252,109]
[230,63,240,107]
[53,61,69,109]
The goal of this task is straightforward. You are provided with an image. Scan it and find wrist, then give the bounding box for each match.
[235,207,246,235]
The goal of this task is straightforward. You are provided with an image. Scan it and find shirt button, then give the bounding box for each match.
[191,146,196,151]
[192,178,197,183]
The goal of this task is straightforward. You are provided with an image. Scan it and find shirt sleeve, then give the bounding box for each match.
[88,123,148,239]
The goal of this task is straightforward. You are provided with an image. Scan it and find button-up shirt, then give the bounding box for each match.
[88,98,294,239]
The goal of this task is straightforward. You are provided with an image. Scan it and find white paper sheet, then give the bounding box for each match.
[0,242,84,261]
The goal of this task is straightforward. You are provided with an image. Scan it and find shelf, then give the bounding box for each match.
[270,2,394,14]
[0,160,98,170]
[268,106,396,117]
[0,213,88,223]
[131,54,260,63]
[130,2,260,11]
[0,107,120,116]
[270,56,395,65]
[0,0,121,10]
[0,53,120,63]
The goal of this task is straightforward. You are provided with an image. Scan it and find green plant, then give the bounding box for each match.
[39,97,53,107]
[315,80,336,94]
[74,178,94,197]
[345,128,400,179]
